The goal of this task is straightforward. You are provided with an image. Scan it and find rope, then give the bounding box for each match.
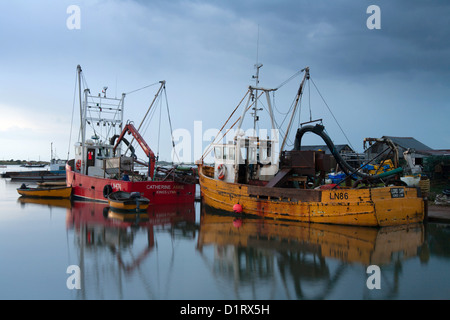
[125,82,160,95]
[200,90,251,161]
[67,68,78,161]
[163,86,181,163]
[275,69,303,90]
[310,77,355,151]
[157,91,162,158]
[201,90,266,162]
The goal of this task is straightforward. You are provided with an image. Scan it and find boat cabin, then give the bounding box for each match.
[73,139,136,179]
[213,135,279,185]
[70,80,133,179]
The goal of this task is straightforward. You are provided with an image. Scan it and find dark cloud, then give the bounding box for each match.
[0,0,448,160]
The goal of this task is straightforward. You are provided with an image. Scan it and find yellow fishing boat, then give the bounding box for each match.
[107,209,149,222]
[17,184,72,199]
[198,167,423,227]
[108,191,150,211]
[198,203,425,266]
[197,67,424,227]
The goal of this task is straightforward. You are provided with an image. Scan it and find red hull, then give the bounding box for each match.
[66,166,195,204]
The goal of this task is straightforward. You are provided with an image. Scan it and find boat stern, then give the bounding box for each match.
[372,186,425,226]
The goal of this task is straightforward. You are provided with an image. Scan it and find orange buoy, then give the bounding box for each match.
[233,218,242,228]
[233,203,243,213]
[217,164,226,180]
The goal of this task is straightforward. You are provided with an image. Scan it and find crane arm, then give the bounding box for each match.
[113,123,156,179]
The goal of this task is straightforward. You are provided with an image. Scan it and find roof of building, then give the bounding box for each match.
[381,136,433,151]
[419,149,450,156]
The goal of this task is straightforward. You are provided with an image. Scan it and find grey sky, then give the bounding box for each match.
[0,0,448,162]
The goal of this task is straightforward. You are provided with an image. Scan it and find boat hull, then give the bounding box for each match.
[198,165,424,227]
[17,186,72,199]
[109,199,150,211]
[66,165,195,204]
[108,191,150,211]
[5,170,66,181]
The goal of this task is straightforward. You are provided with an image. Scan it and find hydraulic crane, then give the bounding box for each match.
[113,122,156,180]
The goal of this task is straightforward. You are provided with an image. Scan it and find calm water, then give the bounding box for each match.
[1,165,450,300]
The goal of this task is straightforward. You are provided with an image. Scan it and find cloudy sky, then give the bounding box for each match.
[0,0,449,162]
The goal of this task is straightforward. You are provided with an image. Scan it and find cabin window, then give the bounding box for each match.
[248,146,257,164]
[214,147,223,160]
[228,147,235,161]
[259,145,271,164]
[239,147,247,164]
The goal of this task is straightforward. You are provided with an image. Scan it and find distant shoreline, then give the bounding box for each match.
[0,160,49,165]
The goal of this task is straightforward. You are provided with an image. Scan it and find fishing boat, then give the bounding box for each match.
[6,170,66,182]
[4,145,66,181]
[17,184,72,199]
[37,181,67,187]
[66,65,196,203]
[22,162,46,168]
[197,67,424,227]
[108,191,150,211]
[198,202,425,266]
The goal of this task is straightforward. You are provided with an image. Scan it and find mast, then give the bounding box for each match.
[280,67,310,153]
[251,25,263,135]
[252,63,263,133]
[77,65,87,175]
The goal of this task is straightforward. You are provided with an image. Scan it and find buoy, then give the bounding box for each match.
[233,218,242,228]
[75,160,82,170]
[233,203,243,213]
[217,164,226,180]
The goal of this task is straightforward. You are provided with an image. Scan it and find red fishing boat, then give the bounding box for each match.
[66,65,196,204]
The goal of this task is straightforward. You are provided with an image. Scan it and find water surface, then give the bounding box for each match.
[1,166,449,300]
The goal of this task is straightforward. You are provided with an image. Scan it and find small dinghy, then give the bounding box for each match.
[108,191,150,211]
[17,183,72,199]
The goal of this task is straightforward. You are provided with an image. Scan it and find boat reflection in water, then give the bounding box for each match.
[197,202,425,299]
[17,196,72,209]
[14,195,429,299]
[65,200,196,299]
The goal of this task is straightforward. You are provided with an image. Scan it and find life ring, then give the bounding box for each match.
[217,164,226,180]
[103,185,113,198]
[75,160,82,171]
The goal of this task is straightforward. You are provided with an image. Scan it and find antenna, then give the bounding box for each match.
[251,25,263,133]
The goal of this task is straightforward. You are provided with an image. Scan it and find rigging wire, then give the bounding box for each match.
[157,91,163,159]
[163,86,181,163]
[310,77,355,151]
[67,68,78,161]
[125,82,160,95]
[139,88,163,139]
[201,90,250,161]
[308,79,312,122]
[275,69,303,90]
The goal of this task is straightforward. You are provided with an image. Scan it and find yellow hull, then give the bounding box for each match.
[108,201,149,211]
[198,165,424,227]
[199,205,425,265]
[17,186,72,199]
[108,210,149,221]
